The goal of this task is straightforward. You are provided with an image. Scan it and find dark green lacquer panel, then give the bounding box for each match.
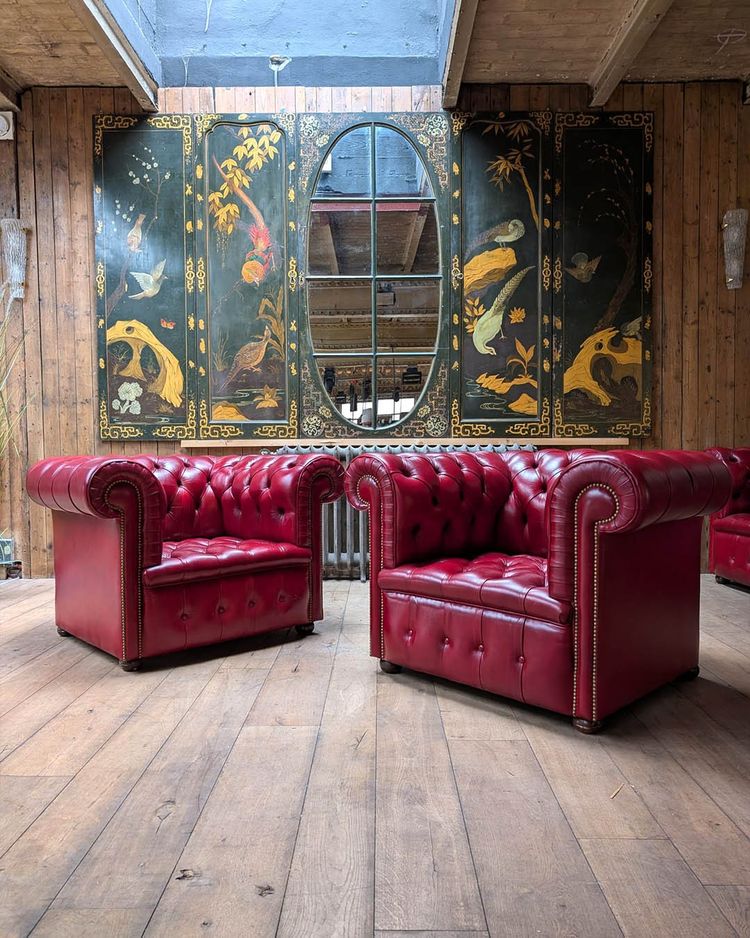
[553,113,653,437]
[194,114,299,440]
[456,112,553,437]
[94,115,195,440]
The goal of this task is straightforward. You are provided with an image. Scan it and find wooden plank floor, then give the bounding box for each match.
[0,576,749,937]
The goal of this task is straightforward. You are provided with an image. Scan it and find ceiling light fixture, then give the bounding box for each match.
[269,55,292,89]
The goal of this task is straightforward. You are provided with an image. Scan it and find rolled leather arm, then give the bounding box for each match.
[547,450,731,603]
[706,447,750,519]
[346,451,512,568]
[26,456,167,568]
[219,453,344,548]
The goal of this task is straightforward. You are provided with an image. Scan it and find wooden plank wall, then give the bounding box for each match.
[0,80,748,576]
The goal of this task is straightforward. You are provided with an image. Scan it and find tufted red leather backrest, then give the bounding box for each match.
[495,449,596,555]
[128,455,240,540]
[219,454,336,544]
[128,453,343,546]
[347,449,603,565]
[707,448,750,517]
[356,452,514,565]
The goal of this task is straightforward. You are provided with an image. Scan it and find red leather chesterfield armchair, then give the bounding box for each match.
[707,447,750,588]
[26,454,344,670]
[346,449,730,733]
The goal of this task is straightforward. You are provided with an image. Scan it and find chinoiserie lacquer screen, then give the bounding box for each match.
[94,110,651,441]
[195,116,298,440]
[456,113,552,437]
[95,115,195,441]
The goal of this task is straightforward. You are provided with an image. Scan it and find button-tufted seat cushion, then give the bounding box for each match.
[712,512,750,535]
[26,453,345,668]
[379,553,570,624]
[144,537,311,588]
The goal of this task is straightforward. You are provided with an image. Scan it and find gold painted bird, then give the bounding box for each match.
[129,259,167,300]
[620,317,642,339]
[126,213,146,252]
[225,326,271,384]
[469,219,526,252]
[565,252,601,283]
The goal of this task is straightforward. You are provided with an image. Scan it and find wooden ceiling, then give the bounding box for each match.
[446,0,750,106]
[0,0,156,109]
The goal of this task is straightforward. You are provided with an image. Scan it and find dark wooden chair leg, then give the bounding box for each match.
[56,627,70,637]
[676,665,700,682]
[120,659,142,672]
[295,623,315,636]
[379,659,402,674]
[572,718,603,735]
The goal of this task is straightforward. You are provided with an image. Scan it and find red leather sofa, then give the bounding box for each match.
[346,449,730,733]
[707,447,750,588]
[26,454,344,670]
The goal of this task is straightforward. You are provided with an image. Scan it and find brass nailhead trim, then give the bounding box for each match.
[572,483,619,720]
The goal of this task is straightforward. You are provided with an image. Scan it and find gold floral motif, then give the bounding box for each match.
[199,399,242,439]
[188,315,195,330]
[288,257,298,293]
[96,261,105,298]
[553,257,563,293]
[253,401,299,439]
[298,113,351,192]
[450,111,474,136]
[196,257,206,293]
[185,256,195,294]
[542,255,551,292]
[451,255,463,292]
[554,113,600,154]
[99,399,144,440]
[153,400,197,439]
[530,110,552,135]
[275,112,296,136]
[388,113,449,190]
[609,112,654,153]
[643,256,653,294]
[288,186,295,203]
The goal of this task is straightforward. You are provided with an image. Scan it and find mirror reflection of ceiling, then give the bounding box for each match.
[309,281,440,353]
[308,124,441,431]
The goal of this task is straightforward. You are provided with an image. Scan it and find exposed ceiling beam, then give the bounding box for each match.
[0,65,20,112]
[442,0,481,109]
[589,0,675,106]
[67,0,158,111]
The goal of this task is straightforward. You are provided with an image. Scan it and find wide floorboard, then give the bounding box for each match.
[0,576,749,937]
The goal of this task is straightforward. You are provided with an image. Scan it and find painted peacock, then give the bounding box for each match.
[472,266,534,355]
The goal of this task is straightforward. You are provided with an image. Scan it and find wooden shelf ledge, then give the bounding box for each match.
[180,437,630,449]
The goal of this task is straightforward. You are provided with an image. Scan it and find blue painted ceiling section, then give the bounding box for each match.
[106,0,450,89]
